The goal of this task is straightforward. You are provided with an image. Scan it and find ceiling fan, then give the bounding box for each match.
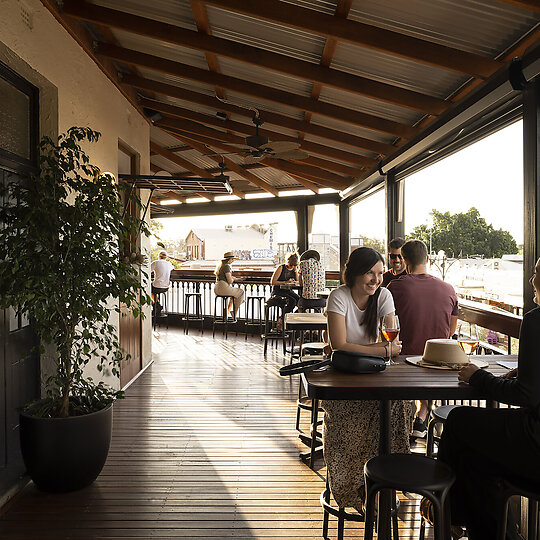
[209,116,309,164]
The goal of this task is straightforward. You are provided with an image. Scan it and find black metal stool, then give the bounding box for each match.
[184,292,204,335]
[263,300,288,355]
[213,294,236,338]
[426,405,461,458]
[152,290,168,329]
[498,478,540,540]
[364,453,455,540]
[320,476,399,540]
[244,295,265,340]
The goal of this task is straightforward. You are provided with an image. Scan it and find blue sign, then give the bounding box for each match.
[252,249,275,259]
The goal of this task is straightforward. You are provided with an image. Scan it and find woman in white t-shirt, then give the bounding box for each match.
[323,247,411,513]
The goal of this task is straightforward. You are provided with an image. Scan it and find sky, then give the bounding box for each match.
[155,120,524,246]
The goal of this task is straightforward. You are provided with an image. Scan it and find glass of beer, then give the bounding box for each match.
[381,314,400,362]
[457,323,479,360]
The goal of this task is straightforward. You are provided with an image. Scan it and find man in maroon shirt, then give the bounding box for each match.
[387,240,459,438]
[382,237,407,287]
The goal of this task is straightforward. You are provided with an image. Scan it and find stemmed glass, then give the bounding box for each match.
[381,314,400,363]
[457,322,479,361]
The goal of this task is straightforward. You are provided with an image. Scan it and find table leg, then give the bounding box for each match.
[377,399,392,540]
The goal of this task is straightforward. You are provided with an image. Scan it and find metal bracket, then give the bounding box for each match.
[509,57,529,91]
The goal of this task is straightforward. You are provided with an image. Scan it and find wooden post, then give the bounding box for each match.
[339,200,349,276]
[386,171,404,248]
[296,202,308,255]
[523,77,540,314]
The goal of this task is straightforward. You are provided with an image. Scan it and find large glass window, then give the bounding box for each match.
[309,204,339,270]
[349,188,386,257]
[152,211,297,270]
[404,120,523,312]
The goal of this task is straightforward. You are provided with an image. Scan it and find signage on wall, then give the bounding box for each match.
[252,249,275,259]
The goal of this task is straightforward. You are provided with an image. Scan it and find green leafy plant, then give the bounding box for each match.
[0,127,150,418]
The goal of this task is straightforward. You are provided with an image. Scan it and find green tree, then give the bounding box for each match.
[360,236,385,254]
[409,207,517,258]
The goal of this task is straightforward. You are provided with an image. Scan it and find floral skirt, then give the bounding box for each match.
[321,399,412,510]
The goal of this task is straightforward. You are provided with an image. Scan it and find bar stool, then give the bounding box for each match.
[263,299,288,355]
[426,405,461,457]
[497,478,540,540]
[364,453,455,540]
[152,290,168,329]
[244,295,265,340]
[320,476,400,540]
[213,294,236,338]
[184,291,204,335]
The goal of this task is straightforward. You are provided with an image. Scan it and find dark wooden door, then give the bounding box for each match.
[0,168,40,496]
[118,145,142,388]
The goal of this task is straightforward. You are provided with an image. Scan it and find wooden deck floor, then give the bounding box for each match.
[1,327,430,539]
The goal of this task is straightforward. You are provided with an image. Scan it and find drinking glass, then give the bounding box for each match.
[457,322,479,360]
[381,314,400,362]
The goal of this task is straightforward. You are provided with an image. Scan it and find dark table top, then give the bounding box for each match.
[302,355,514,401]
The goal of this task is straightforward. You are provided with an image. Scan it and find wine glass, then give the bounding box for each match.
[457,322,479,361]
[381,314,400,362]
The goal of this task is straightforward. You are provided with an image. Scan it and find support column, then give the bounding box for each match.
[296,202,308,255]
[339,200,349,273]
[523,77,540,314]
[385,171,405,248]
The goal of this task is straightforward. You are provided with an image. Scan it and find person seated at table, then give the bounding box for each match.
[323,247,410,513]
[382,236,407,287]
[269,252,300,315]
[421,257,540,540]
[387,239,459,439]
[297,249,327,312]
[214,250,245,321]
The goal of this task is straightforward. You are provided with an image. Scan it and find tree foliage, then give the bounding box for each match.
[409,207,518,258]
[0,127,151,418]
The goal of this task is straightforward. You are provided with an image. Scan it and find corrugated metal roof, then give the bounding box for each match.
[349,0,539,58]
[93,0,197,30]
[206,5,326,62]
[136,68,215,97]
[111,28,209,69]
[223,91,306,120]
[250,167,300,189]
[318,86,424,125]
[331,41,469,99]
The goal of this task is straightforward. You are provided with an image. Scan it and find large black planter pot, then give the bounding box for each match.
[19,403,113,493]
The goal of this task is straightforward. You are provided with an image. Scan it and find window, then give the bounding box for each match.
[309,204,339,270]
[349,189,386,257]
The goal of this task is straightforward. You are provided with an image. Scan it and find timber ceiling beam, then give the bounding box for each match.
[190,0,230,125]
[103,47,415,139]
[40,1,145,121]
[300,0,353,141]
[140,97,395,156]
[152,108,375,170]
[286,174,321,194]
[150,141,209,177]
[203,0,501,78]
[167,133,278,197]
[157,115,372,169]
[165,191,187,204]
[494,0,540,12]
[63,0,448,114]
[165,128,349,191]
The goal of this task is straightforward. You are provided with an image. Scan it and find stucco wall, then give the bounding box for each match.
[0,0,152,387]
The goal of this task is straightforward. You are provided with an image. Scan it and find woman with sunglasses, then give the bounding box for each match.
[382,237,407,287]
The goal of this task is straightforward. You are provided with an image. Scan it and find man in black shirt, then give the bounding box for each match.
[382,237,407,287]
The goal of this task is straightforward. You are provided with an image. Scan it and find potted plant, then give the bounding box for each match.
[0,127,150,492]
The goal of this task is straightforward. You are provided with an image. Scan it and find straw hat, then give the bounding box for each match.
[222,251,236,261]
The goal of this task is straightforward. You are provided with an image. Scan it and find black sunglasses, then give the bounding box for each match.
[389,253,403,260]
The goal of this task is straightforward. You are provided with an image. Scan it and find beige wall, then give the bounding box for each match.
[0,0,152,386]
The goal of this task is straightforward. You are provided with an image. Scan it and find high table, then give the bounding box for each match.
[302,355,513,539]
[285,312,327,360]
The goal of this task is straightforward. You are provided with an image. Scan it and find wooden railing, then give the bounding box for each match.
[162,271,523,351]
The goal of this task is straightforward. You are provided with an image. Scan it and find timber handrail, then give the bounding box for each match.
[458,298,522,339]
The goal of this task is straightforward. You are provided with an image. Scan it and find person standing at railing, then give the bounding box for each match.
[214,251,245,322]
[423,257,540,540]
[151,251,174,317]
[297,249,326,312]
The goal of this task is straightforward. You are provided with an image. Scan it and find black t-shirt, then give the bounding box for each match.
[470,307,540,448]
[382,268,406,288]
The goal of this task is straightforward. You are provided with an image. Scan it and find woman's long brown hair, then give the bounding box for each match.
[343,247,384,341]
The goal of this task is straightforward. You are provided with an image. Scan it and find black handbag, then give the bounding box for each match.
[279,349,386,376]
